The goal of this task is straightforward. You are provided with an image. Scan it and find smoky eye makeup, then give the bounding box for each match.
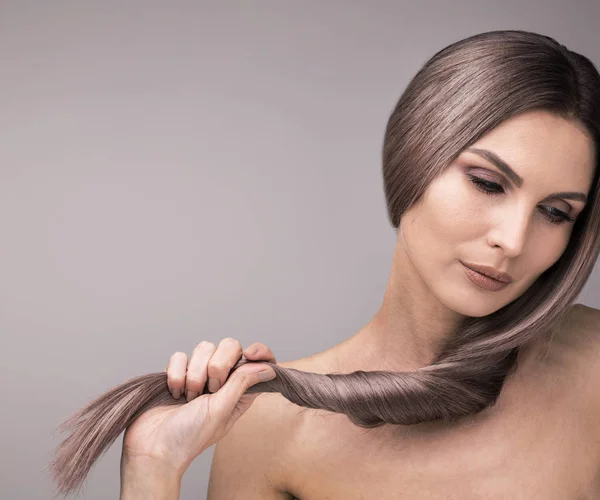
[463,169,577,224]
[466,166,573,209]
[464,166,504,187]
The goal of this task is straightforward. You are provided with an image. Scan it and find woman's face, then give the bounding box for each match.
[399,110,596,317]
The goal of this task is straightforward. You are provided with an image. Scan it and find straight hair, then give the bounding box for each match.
[49,30,600,498]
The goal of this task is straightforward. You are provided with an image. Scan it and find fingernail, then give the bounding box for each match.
[208,378,221,392]
[186,390,199,402]
[258,370,276,381]
[173,388,181,399]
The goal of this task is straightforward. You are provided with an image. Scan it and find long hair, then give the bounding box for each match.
[49,29,600,498]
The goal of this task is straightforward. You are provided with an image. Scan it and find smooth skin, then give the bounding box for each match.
[121,338,277,476]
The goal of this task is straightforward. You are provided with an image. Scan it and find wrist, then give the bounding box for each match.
[120,453,184,500]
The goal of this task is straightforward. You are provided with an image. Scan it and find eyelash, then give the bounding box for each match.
[467,175,576,225]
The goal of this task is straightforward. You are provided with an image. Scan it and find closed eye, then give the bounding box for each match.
[467,175,576,226]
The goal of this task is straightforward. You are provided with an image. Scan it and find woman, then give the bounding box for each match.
[51,29,600,499]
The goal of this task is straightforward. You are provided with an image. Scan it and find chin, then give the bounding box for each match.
[438,287,508,318]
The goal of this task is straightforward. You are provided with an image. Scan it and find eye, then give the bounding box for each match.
[468,176,503,195]
[466,174,576,226]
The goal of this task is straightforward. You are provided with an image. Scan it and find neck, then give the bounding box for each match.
[336,232,465,373]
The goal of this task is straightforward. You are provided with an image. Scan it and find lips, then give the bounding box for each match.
[460,261,513,283]
[462,264,510,292]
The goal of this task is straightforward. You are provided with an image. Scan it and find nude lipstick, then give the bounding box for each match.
[461,262,510,292]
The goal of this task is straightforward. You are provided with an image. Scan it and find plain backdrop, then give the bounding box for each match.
[1,1,599,499]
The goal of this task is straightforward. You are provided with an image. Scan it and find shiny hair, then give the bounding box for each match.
[49,29,600,498]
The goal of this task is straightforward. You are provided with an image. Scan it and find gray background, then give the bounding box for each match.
[1,1,599,499]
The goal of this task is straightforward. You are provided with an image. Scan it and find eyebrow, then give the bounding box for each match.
[465,147,588,204]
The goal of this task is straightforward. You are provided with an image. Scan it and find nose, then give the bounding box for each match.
[486,207,530,257]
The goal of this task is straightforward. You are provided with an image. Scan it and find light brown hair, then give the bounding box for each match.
[49,29,600,498]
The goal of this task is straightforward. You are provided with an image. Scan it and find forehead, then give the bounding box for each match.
[466,110,596,190]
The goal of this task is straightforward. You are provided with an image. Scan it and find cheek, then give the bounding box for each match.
[401,180,478,271]
[422,180,483,242]
[528,232,571,273]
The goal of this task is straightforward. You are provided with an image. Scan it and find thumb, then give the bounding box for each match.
[210,363,277,417]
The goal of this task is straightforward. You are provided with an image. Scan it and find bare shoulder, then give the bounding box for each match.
[552,303,600,355]
[570,303,600,371]
[542,303,600,423]
[207,355,326,499]
[572,302,600,332]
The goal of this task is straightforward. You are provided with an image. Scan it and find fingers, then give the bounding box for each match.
[166,339,277,403]
[166,352,188,400]
[210,363,277,419]
[242,342,277,364]
[206,337,244,395]
[185,341,217,400]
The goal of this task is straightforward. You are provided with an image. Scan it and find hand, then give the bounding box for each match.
[121,339,277,476]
